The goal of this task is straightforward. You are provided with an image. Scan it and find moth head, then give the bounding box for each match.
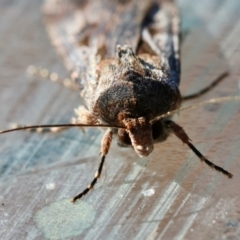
[120,117,154,157]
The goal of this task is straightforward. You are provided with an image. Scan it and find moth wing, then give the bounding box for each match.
[43,0,180,89]
[138,0,181,85]
[43,0,94,89]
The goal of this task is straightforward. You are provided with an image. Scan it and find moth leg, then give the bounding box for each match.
[71,105,100,134]
[71,129,113,203]
[26,65,80,91]
[72,106,99,125]
[165,120,233,178]
[182,72,229,100]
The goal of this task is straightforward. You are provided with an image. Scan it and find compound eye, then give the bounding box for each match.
[151,120,163,140]
[118,129,131,146]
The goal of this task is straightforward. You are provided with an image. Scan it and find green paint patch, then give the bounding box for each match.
[136,157,148,167]
[35,199,96,240]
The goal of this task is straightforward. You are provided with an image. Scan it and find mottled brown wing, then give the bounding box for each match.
[43,0,180,88]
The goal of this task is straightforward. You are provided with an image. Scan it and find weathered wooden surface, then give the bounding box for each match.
[0,0,240,239]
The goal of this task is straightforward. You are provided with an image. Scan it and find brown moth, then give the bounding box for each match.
[0,0,233,202]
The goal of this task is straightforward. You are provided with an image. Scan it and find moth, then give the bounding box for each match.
[0,0,234,203]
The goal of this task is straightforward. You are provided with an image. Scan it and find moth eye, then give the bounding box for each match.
[118,129,131,146]
[152,120,163,140]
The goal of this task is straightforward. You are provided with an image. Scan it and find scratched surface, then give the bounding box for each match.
[0,0,240,239]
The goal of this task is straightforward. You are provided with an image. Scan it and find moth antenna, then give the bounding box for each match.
[71,129,113,203]
[166,120,233,178]
[182,72,229,100]
[151,95,240,123]
[27,65,79,91]
[0,123,125,135]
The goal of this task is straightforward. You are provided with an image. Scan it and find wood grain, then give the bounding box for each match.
[0,0,240,239]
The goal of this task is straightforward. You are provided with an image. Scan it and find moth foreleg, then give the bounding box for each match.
[72,106,99,125]
[165,120,233,178]
[182,72,229,100]
[71,129,113,203]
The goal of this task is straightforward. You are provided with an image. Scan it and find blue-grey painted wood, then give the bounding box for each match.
[0,0,239,239]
